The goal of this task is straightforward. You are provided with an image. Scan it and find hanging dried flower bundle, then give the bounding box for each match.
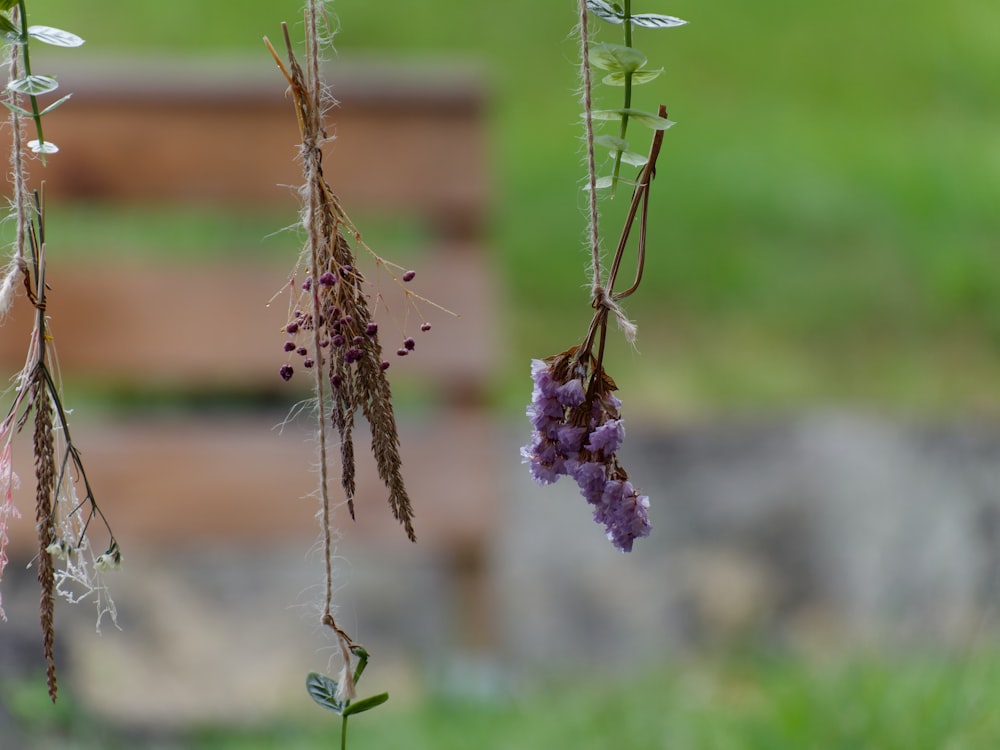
[521,0,686,552]
[1,2,119,703]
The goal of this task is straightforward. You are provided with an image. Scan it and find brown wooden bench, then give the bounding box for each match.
[1,58,499,645]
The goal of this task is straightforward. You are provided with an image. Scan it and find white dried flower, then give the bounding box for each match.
[46,540,72,560]
[94,541,122,571]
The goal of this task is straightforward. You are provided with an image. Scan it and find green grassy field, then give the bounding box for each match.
[26,0,1000,415]
[5,648,1000,748]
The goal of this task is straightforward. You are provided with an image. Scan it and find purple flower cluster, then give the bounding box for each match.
[521,357,651,552]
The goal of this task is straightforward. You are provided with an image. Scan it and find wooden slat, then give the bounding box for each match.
[2,409,501,553]
[0,246,497,395]
[3,58,489,240]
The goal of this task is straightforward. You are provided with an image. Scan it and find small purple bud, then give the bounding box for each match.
[331,373,343,388]
[285,322,299,334]
[352,336,364,346]
[302,277,313,291]
[342,315,354,326]
[296,347,308,356]
[365,322,379,337]
[283,341,296,352]
[403,337,416,351]
[340,265,354,278]
[397,348,409,357]
[332,334,345,347]
[344,347,362,364]
[319,339,329,348]
[380,361,390,371]
[279,364,294,381]
[402,270,416,282]
[303,359,315,368]
[319,271,337,286]
[420,322,432,332]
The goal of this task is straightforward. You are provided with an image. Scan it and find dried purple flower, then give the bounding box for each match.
[521,354,651,553]
[585,419,624,455]
[302,277,313,291]
[283,341,296,353]
[332,334,346,347]
[279,364,294,381]
[593,480,651,553]
[296,347,308,357]
[365,322,379,337]
[420,322,432,332]
[304,359,315,368]
[319,271,337,286]
[396,348,408,357]
[344,348,362,364]
[403,337,415,351]
[352,336,364,346]
[285,322,299,334]
[402,270,416,282]
[556,379,585,407]
[380,360,390,371]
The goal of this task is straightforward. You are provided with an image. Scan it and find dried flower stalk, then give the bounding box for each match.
[1,2,120,703]
[265,5,419,659]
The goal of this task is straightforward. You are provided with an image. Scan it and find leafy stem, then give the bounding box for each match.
[306,645,389,750]
[2,2,84,163]
[584,0,683,191]
[611,0,633,192]
[14,0,45,156]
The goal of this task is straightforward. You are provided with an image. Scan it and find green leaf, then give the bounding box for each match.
[594,134,629,153]
[39,93,73,116]
[28,140,59,155]
[28,25,85,47]
[620,150,649,167]
[589,43,647,74]
[591,108,675,130]
[342,692,389,716]
[631,14,688,29]
[1,100,32,117]
[586,0,624,24]
[582,176,616,191]
[603,68,663,87]
[0,1,18,11]
[7,75,59,96]
[0,13,18,36]
[305,672,345,715]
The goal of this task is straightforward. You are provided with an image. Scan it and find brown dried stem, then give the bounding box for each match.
[578,109,666,375]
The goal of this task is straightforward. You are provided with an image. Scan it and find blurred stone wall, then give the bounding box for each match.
[4,410,1000,731]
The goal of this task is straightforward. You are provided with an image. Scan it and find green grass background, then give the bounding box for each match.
[28,0,1000,417]
[6,649,1000,748]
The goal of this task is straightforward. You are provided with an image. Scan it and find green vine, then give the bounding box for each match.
[585,0,685,192]
[1,0,83,162]
[306,646,389,750]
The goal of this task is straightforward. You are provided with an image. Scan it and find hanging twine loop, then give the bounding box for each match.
[592,283,638,342]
